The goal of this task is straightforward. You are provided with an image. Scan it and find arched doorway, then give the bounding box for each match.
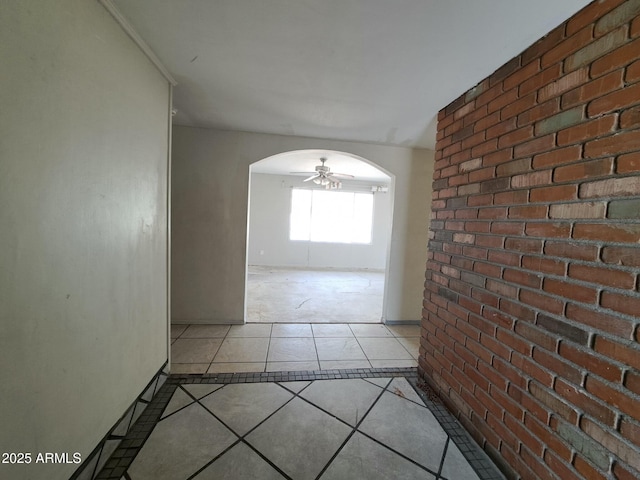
[245,149,394,324]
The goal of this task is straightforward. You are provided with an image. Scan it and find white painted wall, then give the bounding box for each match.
[247,173,391,269]
[0,2,170,479]
[172,127,433,324]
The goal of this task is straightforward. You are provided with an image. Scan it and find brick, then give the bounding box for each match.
[584,130,640,158]
[532,145,582,169]
[488,88,519,114]
[565,27,628,72]
[545,241,599,261]
[495,158,530,177]
[594,336,640,371]
[580,176,640,198]
[520,65,562,96]
[469,167,495,183]
[585,376,640,423]
[601,291,640,317]
[566,303,635,338]
[488,250,520,266]
[480,177,510,193]
[581,416,640,471]
[573,455,609,480]
[459,157,482,172]
[445,96,466,116]
[457,183,480,196]
[601,245,640,267]
[519,98,561,126]
[555,418,611,470]
[626,371,640,396]
[454,101,476,121]
[486,118,517,141]
[477,207,508,219]
[529,380,579,423]
[620,105,640,129]
[474,111,501,132]
[592,37,640,77]
[543,278,598,304]
[514,134,555,158]
[471,138,498,157]
[627,59,640,82]
[461,132,486,151]
[634,14,640,37]
[515,320,558,351]
[549,201,607,219]
[560,342,623,382]
[553,158,614,182]
[504,60,541,91]
[475,235,504,249]
[542,27,593,67]
[491,221,524,235]
[534,347,583,386]
[594,0,640,36]
[505,237,543,254]
[566,0,626,36]
[609,198,640,218]
[523,23,567,64]
[504,268,543,288]
[494,190,529,205]
[522,255,567,275]
[537,314,590,346]
[512,171,553,190]
[570,263,636,289]
[530,185,578,202]
[562,69,625,108]
[465,81,487,102]
[486,279,517,299]
[498,125,534,148]
[501,94,537,121]
[482,148,513,167]
[613,462,640,480]
[508,205,548,219]
[556,115,617,146]
[539,68,589,102]
[520,289,565,315]
[489,56,521,87]
[589,82,640,117]
[535,107,585,136]
[617,152,640,173]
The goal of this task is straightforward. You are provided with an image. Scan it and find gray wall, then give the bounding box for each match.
[0,2,170,479]
[248,173,391,269]
[172,127,433,324]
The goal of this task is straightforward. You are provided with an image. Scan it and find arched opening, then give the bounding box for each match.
[245,149,395,324]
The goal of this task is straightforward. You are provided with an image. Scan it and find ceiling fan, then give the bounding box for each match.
[290,158,354,188]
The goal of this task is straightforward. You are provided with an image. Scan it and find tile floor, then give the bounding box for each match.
[246,267,385,323]
[171,323,420,374]
[106,372,499,480]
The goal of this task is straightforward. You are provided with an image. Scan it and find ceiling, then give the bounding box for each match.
[113,0,591,149]
[251,150,392,183]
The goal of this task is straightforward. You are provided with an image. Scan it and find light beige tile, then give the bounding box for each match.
[266,361,320,372]
[170,363,210,374]
[315,337,367,361]
[358,337,414,360]
[207,363,265,374]
[227,324,272,337]
[267,337,317,362]
[387,325,421,338]
[213,337,270,363]
[171,338,223,363]
[181,325,231,338]
[320,360,372,370]
[312,324,354,337]
[171,324,188,339]
[370,359,417,368]
[350,324,393,337]
[397,337,420,359]
[271,323,313,337]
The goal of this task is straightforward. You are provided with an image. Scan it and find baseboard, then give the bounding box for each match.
[384,320,421,325]
[69,363,169,480]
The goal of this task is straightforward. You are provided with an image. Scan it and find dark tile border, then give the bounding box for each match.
[96,368,504,480]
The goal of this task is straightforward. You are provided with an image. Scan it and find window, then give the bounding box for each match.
[290,188,374,244]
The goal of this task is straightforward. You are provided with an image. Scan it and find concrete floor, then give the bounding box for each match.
[246,266,385,323]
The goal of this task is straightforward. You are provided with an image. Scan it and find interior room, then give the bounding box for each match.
[3,1,638,480]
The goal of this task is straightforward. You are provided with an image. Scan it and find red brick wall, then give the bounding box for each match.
[420,1,640,479]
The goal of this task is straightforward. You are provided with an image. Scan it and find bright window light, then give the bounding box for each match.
[290,188,373,244]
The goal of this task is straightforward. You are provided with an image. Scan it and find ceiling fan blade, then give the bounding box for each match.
[329,172,354,179]
[303,174,319,182]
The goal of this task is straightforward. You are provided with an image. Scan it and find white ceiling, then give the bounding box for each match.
[114,0,590,149]
[251,149,392,182]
